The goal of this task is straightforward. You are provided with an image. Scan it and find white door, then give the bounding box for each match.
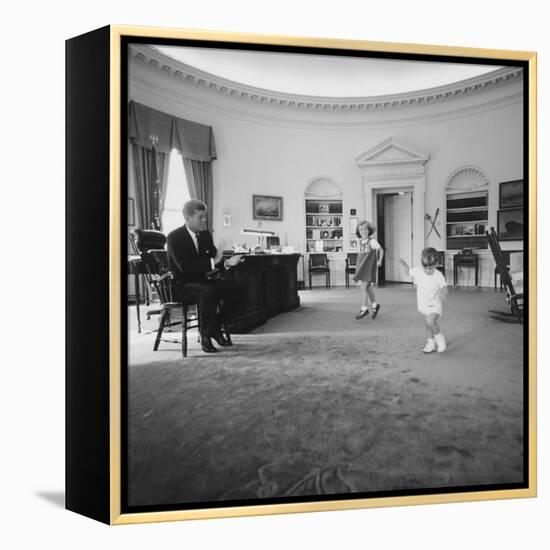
[383,193,413,282]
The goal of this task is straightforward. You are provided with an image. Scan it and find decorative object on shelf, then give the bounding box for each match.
[349,238,359,249]
[499,179,524,209]
[128,197,135,226]
[253,194,283,221]
[425,208,441,238]
[497,208,524,241]
[319,204,329,213]
[321,230,330,239]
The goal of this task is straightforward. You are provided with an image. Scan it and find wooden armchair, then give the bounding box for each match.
[150,271,231,357]
[130,229,168,318]
[308,253,331,289]
[486,227,523,323]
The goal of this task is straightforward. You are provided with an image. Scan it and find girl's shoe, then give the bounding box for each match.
[434,333,447,352]
[372,304,381,319]
[355,309,369,319]
[422,339,436,353]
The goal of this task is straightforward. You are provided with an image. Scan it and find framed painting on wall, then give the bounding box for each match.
[252,194,283,221]
[499,179,524,209]
[498,207,524,240]
[66,24,537,526]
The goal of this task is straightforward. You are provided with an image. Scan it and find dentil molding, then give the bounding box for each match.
[129,45,523,113]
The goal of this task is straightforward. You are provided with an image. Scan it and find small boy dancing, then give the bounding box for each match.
[399,247,448,353]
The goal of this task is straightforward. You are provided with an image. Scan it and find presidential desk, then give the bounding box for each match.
[129,252,301,334]
[223,253,301,333]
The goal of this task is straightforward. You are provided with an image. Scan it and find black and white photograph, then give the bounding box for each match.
[124,38,529,513]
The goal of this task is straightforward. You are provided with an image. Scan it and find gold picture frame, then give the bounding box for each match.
[66,24,537,525]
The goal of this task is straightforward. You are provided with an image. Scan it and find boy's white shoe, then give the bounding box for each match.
[422,339,436,353]
[434,333,447,352]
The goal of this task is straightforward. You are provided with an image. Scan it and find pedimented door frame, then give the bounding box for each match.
[356,137,430,268]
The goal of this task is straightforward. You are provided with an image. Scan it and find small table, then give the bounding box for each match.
[453,253,479,286]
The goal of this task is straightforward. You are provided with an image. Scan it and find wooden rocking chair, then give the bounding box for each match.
[486,227,524,323]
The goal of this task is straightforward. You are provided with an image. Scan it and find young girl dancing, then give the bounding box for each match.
[399,247,448,353]
[353,220,384,320]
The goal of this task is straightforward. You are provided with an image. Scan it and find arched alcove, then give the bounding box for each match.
[304,175,342,199]
[304,176,343,253]
[445,166,489,249]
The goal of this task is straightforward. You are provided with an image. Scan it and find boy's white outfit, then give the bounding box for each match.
[409,266,447,352]
[409,267,447,316]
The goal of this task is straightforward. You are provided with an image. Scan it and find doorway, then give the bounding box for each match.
[376,192,413,283]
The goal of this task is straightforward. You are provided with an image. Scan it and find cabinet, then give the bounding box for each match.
[305,199,343,252]
[446,191,488,250]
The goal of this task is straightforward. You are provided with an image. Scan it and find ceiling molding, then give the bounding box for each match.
[129,45,523,113]
[130,76,522,133]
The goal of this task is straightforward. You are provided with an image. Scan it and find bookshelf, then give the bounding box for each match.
[446,190,488,249]
[305,199,343,252]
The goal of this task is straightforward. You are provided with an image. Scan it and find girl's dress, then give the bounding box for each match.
[353,237,381,284]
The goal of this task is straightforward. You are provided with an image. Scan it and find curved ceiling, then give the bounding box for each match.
[153,45,503,98]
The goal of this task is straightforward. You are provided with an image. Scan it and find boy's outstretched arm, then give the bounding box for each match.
[398,258,409,274]
[377,246,385,267]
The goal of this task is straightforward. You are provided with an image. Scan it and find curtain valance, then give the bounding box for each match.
[128,101,217,160]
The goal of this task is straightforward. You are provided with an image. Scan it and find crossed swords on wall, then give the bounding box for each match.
[425,208,441,239]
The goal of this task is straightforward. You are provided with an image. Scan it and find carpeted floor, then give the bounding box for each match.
[126,285,524,507]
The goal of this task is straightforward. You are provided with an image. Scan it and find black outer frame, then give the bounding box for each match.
[66,26,111,524]
[65,25,533,525]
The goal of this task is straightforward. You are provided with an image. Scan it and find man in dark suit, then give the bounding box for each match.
[167,199,244,353]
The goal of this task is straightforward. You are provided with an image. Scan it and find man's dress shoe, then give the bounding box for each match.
[212,333,231,347]
[201,336,218,353]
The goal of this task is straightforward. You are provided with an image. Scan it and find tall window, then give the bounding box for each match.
[162,149,190,235]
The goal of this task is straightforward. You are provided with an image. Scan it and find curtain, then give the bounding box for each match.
[158,152,169,224]
[131,143,168,230]
[129,101,217,231]
[182,158,214,232]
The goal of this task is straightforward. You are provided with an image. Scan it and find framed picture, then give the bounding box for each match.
[127,197,135,226]
[499,179,524,209]
[66,25,536,526]
[497,208,524,240]
[253,194,283,221]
